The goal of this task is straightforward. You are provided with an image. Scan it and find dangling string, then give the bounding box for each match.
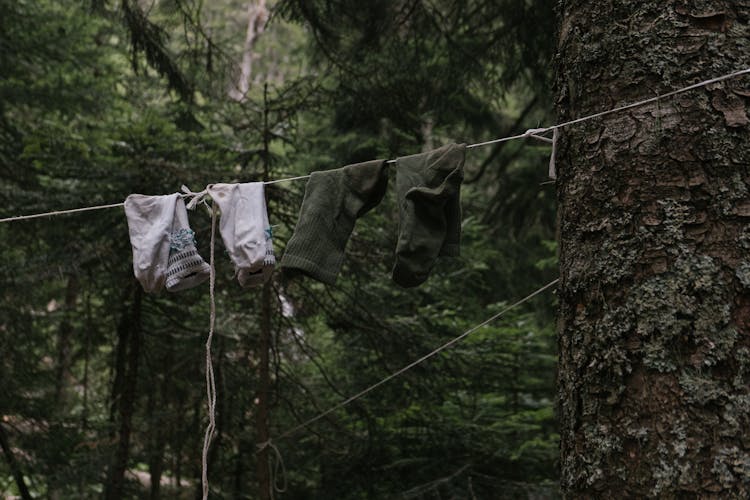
[548,128,559,179]
[201,202,218,500]
[257,439,288,500]
[527,128,558,179]
[182,185,210,210]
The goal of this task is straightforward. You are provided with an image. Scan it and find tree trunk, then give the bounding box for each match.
[255,84,273,500]
[54,273,78,406]
[229,0,268,101]
[81,290,93,431]
[255,281,272,500]
[148,332,174,500]
[0,422,32,500]
[555,1,750,497]
[147,389,166,499]
[105,287,143,500]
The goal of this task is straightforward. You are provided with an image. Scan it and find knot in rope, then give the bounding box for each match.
[522,128,559,179]
[181,185,210,210]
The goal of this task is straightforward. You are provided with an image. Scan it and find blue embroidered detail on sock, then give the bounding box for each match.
[169,228,197,252]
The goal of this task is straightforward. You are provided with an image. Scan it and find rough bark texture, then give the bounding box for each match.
[555,1,750,497]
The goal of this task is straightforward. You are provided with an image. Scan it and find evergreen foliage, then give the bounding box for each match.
[0,0,558,497]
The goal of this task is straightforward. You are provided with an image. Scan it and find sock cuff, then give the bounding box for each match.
[397,143,466,192]
[342,159,389,216]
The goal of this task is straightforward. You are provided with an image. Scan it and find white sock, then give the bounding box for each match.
[207,182,275,287]
[124,193,178,293]
[125,193,210,293]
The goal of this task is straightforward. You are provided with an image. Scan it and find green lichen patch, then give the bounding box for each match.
[580,423,622,486]
[739,225,750,250]
[712,446,750,492]
[630,254,735,372]
[563,250,741,492]
[679,371,728,405]
[719,172,750,215]
[735,261,750,288]
[732,347,750,391]
[651,440,692,496]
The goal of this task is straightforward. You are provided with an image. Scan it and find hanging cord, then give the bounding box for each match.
[201,202,218,500]
[2,66,748,222]
[268,278,559,444]
[549,128,559,179]
[526,127,558,179]
[256,439,288,500]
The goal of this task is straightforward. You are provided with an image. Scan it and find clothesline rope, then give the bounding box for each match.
[469,66,750,149]
[267,278,559,444]
[1,66,748,224]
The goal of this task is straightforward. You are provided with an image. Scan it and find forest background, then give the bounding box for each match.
[0,0,560,498]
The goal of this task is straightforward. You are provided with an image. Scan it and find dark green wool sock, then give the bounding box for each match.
[392,143,466,288]
[280,159,388,285]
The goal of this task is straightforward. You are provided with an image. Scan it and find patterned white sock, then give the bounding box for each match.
[165,198,210,292]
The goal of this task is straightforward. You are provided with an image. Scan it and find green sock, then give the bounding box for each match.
[281,159,388,284]
[392,143,466,288]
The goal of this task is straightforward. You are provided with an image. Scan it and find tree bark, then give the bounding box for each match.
[555,1,750,497]
[147,388,166,499]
